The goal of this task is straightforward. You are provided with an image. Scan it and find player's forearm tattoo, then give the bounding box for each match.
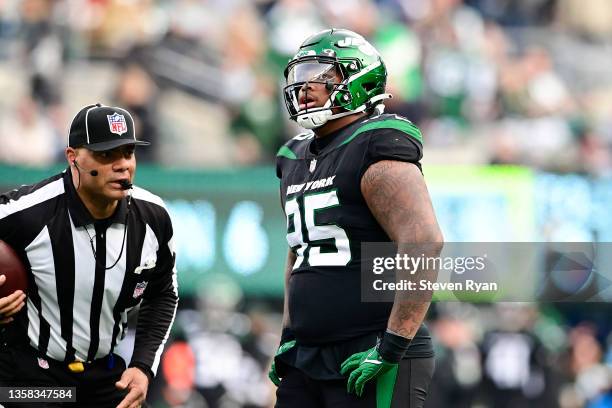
[389,301,426,338]
[361,160,443,338]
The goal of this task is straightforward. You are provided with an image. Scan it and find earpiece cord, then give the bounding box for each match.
[82,193,132,270]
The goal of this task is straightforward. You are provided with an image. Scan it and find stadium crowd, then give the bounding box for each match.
[0,0,612,171]
[0,0,611,407]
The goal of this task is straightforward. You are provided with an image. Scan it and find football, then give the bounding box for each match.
[0,240,28,298]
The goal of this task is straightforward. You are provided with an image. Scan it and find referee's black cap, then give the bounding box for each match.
[68,103,150,152]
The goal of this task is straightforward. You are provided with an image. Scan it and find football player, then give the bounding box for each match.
[270,29,444,408]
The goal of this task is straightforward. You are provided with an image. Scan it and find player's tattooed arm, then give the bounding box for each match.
[361,160,444,338]
[282,250,296,329]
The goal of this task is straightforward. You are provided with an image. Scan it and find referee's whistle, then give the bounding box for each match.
[68,361,85,373]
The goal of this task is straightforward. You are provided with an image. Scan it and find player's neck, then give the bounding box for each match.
[313,112,367,138]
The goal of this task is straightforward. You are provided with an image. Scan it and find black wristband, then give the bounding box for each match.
[280,327,295,344]
[377,330,412,363]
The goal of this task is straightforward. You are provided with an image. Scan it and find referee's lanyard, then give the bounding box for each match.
[68,194,131,372]
[82,194,132,271]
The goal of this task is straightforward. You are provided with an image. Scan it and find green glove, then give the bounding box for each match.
[340,346,397,397]
[268,340,296,386]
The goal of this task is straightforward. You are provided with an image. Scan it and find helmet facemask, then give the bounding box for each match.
[283,57,354,129]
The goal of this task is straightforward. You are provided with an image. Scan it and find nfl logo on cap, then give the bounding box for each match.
[68,103,150,151]
[107,113,128,136]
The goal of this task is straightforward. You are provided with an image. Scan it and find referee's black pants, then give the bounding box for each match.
[275,357,435,408]
[0,344,130,407]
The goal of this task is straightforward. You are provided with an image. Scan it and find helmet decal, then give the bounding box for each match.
[294,49,317,59]
[336,37,377,56]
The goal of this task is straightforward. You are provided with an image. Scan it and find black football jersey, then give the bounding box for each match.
[276,113,433,363]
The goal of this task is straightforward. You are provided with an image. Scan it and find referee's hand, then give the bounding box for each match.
[0,275,26,324]
[115,367,149,408]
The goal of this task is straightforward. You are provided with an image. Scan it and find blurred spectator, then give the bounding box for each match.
[113,62,160,163]
[480,329,551,407]
[466,0,556,26]
[375,22,428,123]
[265,0,326,70]
[564,325,612,408]
[221,1,283,163]
[19,0,65,106]
[556,0,612,39]
[500,47,575,117]
[427,312,482,408]
[318,0,379,38]
[151,341,208,408]
[576,126,611,176]
[84,0,163,57]
[0,96,60,166]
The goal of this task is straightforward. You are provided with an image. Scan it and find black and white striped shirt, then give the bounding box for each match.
[0,169,178,377]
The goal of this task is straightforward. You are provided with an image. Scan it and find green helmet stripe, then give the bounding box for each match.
[277,145,298,160]
[346,59,382,83]
[340,119,423,146]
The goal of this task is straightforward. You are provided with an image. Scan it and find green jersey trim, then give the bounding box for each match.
[340,118,423,146]
[277,145,298,160]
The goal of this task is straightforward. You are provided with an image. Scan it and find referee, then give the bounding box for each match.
[0,103,179,407]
